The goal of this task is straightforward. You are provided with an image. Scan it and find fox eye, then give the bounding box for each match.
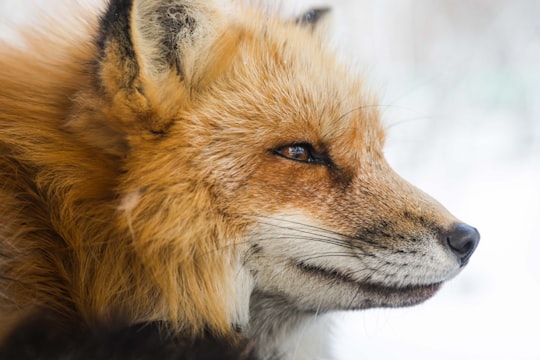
[279,145,311,162]
[273,143,329,165]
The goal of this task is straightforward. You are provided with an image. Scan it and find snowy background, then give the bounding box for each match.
[327,1,540,359]
[1,1,539,359]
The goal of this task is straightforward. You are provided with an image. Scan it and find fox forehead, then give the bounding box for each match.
[178,18,386,170]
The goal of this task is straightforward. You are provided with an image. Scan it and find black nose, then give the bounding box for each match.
[445,223,480,266]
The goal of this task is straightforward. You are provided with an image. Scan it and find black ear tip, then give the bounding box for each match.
[296,7,332,27]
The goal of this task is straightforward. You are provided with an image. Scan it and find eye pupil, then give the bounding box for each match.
[288,146,308,160]
[273,143,331,166]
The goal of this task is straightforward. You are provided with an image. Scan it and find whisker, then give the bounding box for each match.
[255,217,355,244]
[295,253,372,262]
[252,231,347,249]
[347,287,362,310]
[254,216,390,251]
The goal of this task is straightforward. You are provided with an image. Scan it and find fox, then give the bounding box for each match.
[0,0,480,359]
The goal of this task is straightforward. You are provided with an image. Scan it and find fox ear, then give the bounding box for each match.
[295,7,331,31]
[97,0,226,97]
[94,0,232,138]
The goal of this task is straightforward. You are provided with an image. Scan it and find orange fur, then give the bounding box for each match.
[0,3,237,338]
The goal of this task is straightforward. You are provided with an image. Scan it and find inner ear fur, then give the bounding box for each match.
[131,0,226,85]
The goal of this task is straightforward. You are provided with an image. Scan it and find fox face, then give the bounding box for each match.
[187,44,474,311]
[0,0,479,358]
[107,1,478,305]
[89,0,478,351]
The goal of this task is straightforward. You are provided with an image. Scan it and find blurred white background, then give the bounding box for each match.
[1,1,539,359]
[327,1,540,359]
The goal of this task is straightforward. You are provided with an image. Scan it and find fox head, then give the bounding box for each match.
[68,0,479,347]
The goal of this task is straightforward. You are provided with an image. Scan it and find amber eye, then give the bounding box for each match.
[273,143,330,165]
[280,145,310,162]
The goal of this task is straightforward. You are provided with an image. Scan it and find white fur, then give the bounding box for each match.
[242,211,462,359]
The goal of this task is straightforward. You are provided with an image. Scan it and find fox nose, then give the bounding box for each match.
[445,223,480,266]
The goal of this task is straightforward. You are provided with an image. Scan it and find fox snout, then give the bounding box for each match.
[238,152,480,313]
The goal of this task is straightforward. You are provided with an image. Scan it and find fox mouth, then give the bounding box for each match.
[295,261,442,308]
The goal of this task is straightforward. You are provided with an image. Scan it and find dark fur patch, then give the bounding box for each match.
[156,3,197,77]
[0,314,259,360]
[96,0,139,88]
